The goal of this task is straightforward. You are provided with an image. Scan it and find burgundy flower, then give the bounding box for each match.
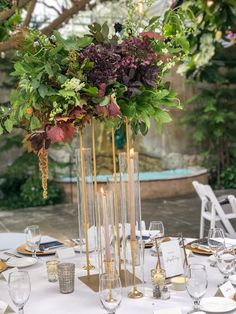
[28,131,51,152]
[108,96,120,117]
[95,105,108,116]
[47,123,76,143]
[140,32,163,41]
[69,107,87,119]
[47,126,65,142]
[98,83,107,98]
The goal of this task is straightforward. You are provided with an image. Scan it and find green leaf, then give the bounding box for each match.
[58,90,76,98]
[101,22,109,39]
[4,119,13,133]
[30,116,41,131]
[154,110,172,131]
[154,89,170,100]
[38,85,56,98]
[176,37,190,52]
[45,64,54,76]
[100,96,110,106]
[31,79,40,89]
[76,36,93,48]
[0,125,3,135]
[82,87,98,97]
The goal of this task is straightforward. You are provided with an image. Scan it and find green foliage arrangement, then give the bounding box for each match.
[178,0,236,78]
[0,4,195,198]
[220,166,236,189]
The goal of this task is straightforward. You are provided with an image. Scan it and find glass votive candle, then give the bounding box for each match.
[46,260,59,282]
[151,268,166,299]
[58,263,75,294]
[151,268,166,286]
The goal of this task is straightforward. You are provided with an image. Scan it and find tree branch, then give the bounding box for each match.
[37,1,61,16]
[40,0,88,35]
[0,0,32,22]
[22,0,37,27]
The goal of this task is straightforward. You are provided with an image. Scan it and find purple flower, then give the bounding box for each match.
[81,44,121,87]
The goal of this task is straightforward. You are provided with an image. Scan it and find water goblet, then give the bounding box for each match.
[24,225,41,259]
[8,271,31,314]
[208,228,225,267]
[216,245,235,285]
[99,273,122,314]
[149,221,164,256]
[185,264,208,314]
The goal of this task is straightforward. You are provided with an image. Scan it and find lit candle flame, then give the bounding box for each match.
[130,148,134,157]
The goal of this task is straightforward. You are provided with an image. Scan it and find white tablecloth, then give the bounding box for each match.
[0,239,236,314]
[0,233,25,250]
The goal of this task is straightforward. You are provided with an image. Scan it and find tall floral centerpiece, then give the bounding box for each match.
[0,3,195,198]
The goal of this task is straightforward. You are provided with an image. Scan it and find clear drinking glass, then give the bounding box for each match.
[149,221,164,256]
[8,271,31,314]
[99,273,122,314]
[208,228,225,267]
[216,245,235,284]
[185,264,208,314]
[24,225,41,259]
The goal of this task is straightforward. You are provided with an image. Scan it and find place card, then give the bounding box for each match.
[153,307,182,314]
[0,300,15,314]
[217,281,235,299]
[56,247,75,260]
[0,268,18,282]
[160,239,184,278]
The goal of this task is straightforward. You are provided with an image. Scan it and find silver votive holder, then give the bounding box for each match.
[58,263,75,294]
[46,260,59,282]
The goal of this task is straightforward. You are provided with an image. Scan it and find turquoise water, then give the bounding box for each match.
[60,168,202,183]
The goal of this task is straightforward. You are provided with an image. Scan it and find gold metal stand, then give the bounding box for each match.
[111,127,121,276]
[128,240,143,299]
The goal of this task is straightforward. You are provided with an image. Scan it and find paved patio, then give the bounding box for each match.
[1,190,235,241]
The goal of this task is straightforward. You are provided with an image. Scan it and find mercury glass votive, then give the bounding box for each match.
[58,263,75,294]
[151,268,166,298]
[46,260,59,282]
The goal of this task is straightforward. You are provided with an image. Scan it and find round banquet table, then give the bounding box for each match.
[0,239,235,314]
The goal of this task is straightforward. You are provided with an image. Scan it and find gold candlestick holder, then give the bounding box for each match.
[128,240,143,299]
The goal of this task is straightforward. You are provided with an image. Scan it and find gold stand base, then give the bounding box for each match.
[78,269,142,292]
[82,263,95,271]
[128,287,143,299]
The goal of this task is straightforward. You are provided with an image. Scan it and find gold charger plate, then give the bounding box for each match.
[16,244,56,256]
[0,260,7,273]
[185,239,212,256]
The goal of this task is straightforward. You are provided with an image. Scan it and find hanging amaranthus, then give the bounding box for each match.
[38,147,48,199]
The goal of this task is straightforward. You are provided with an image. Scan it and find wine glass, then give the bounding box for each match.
[24,225,41,259]
[208,228,225,267]
[99,273,122,314]
[216,245,235,285]
[149,221,164,256]
[8,271,31,314]
[185,264,208,314]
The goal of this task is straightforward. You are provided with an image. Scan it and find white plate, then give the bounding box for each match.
[7,257,37,268]
[201,297,236,313]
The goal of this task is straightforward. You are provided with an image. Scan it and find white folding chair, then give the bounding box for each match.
[192,181,236,238]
